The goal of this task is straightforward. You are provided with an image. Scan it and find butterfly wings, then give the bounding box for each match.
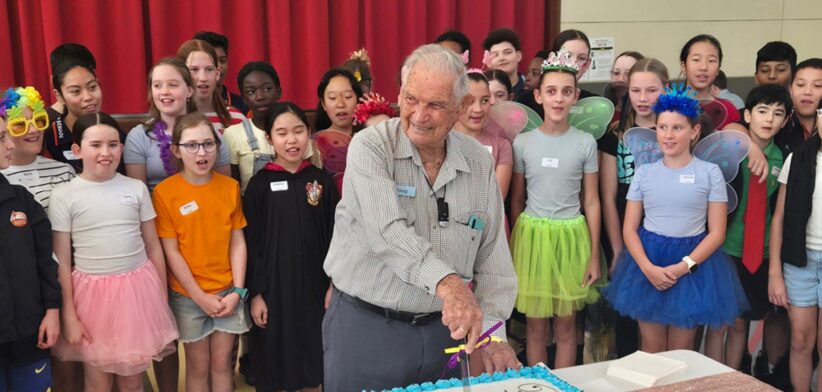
[568,97,614,140]
[487,97,614,142]
[693,130,751,213]
[487,101,542,142]
[623,128,750,213]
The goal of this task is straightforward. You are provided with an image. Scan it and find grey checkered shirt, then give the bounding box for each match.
[323,118,517,339]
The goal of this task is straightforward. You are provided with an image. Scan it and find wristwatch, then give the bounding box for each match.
[683,256,698,274]
[231,287,249,302]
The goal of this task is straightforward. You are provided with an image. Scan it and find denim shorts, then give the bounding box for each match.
[169,288,251,343]
[783,248,822,308]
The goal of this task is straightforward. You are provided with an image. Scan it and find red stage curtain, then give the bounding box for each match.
[0,0,558,114]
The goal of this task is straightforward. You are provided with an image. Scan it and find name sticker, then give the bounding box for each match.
[20,171,39,182]
[541,158,559,168]
[679,174,696,184]
[270,181,289,192]
[119,194,137,205]
[62,150,78,160]
[484,145,493,155]
[771,165,782,177]
[397,185,416,197]
[179,201,199,216]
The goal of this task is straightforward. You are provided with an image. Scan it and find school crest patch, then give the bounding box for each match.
[9,211,27,227]
[306,180,323,206]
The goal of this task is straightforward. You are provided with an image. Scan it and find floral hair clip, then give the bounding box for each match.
[653,83,701,120]
[541,47,580,74]
[481,50,494,69]
[353,92,398,126]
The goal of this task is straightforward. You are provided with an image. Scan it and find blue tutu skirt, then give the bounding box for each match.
[602,227,749,329]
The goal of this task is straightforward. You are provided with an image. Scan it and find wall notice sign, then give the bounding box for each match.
[580,37,615,82]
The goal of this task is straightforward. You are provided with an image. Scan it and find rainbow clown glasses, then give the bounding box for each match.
[1,87,49,137]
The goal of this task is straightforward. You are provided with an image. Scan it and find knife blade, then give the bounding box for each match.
[460,337,472,391]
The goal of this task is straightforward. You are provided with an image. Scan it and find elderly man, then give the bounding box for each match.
[322,44,518,390]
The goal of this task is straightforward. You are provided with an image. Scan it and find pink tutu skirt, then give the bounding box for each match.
[53,260,179,376]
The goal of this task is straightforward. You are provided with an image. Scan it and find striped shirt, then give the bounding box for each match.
[1,156,76,211]
[323,118,517,340]
[205,107,247,134]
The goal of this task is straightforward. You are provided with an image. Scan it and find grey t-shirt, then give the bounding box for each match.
[513,126,598,219]
[627,157,727,237]
[124,123,230,192]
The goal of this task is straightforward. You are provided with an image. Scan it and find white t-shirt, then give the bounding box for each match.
[778,152,822,250]
[49,174,157,274]
[0,156,75,211]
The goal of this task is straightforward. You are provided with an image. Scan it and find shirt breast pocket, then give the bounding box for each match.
[451,212,485,281]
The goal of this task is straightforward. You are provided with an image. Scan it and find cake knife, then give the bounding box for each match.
[460,337,472,391]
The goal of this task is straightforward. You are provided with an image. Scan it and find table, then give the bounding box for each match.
[552,350,735,391]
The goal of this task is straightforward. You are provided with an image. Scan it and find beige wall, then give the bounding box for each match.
[560,0,822,80]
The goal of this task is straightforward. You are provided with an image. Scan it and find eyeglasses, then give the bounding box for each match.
[7,110,49,137]
[177,140,218,154]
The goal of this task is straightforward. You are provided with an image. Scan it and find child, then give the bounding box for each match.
[152,112,250,392]
[50,112,177,391]
[0,92,61,392]
[223,61,280,193]
[244,102,337,392]
[313,68,363,192]
[177,39,247,133]
[679,34,741,130]
[485,69,514,105]
[705,84,791,371]
[509,47,601,368]
[483,28,525,95]
[778,58,822,155]
[603,85,748,353]
[192,31,249,114]
[1,87,75,210]
[435,30,471,65]
[125,57,232,193]
[454,71,513,198]
[605,51,645,121]
[598,58,668,357]
[754,41,797,89]
[340,48,374,95]
[46,61,103,172]
[768,105,822,392]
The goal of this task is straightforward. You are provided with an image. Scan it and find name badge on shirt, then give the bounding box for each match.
[484,145,493,155]
[679,174,696,184]
[396,185,416,197]
[20,171,39,182]
[119,194,137,205]
[179,201,199,216]
[542,157,559,168]
[270,181,289,192]
[771,165,782,177]
[62,150,78,160]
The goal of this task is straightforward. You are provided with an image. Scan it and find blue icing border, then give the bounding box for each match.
[363,366,581,392]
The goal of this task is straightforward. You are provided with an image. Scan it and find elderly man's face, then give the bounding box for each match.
[399,67,463,151]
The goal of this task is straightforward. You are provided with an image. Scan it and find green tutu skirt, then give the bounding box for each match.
[511,213,601,318]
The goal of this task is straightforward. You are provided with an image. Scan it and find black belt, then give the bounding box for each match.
[340,291,442,326]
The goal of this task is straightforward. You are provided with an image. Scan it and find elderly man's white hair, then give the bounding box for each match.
[400,44,469,105]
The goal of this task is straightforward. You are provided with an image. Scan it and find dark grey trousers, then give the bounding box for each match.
[322,289,459,391]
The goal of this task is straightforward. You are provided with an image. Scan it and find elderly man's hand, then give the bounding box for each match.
[436,274,483,353]
[482,341,521,373]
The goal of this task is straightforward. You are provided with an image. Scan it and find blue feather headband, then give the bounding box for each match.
[653,83,701,119]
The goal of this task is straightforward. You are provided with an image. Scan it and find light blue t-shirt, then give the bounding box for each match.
[124,123,230,192]
[513,126,598,219]
[627,157,727,237]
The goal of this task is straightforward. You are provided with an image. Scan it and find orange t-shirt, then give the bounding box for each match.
[153,173,247,296]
